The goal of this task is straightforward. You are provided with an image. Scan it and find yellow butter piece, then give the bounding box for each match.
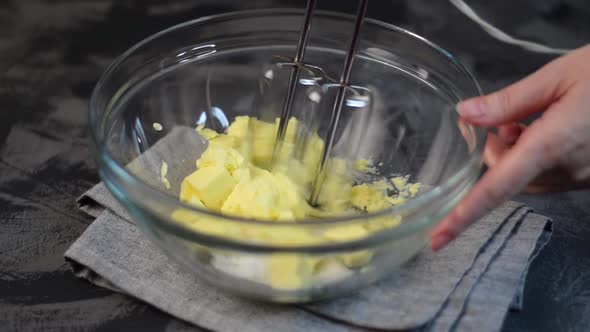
[247,119,277,168]
[160,161,171,189]
[179,180,206,209]
[268,254,317,290]
[340,250,374,268]
[209,135,237,149]
[239,225,322,246]
[232,168,251,182]
[323,224,369,242]
[354,159,378,173]
[354,159,371,172]
[184,166,237,211]
[226,116,250,138]
[160,161,168,178]
[391,176,408,191]
[350,184,391,213]
[364,215,402,232]
[302,132,324,178]
[313,257,338,274]
[179,179,197,202]
[386,196,406,206]
[196,125,219,140]
[196,145,245,173]
[171,209,239,237]
[371,179,393,192]
[276,117,299,144]
[409,183,421,197]
[153,122,163,131]
[381,215,402,228]
[316,158,353,212]
[221,170,307,221]
[186,196,206,209]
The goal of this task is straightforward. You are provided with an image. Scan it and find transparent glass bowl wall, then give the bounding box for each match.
[90,10,485,302]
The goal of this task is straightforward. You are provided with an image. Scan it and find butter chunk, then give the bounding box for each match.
[391,176,409,191]
[226,116,250,138]
[196,125,219,140]
[354,159,377,173]
[171,209,238,237]
[351,184,391,213]
[354,159,371,172]
[316,158,353,212]
[186,195,206,209]
[386,196,406,206]
[184,166,237,211]
[160,161,171,190]
[197,145,245,173]
[268,254,316,290]
[408,183,421,196]
[371,179,393,192]
[161,178,171,190]
[313,259,353,284]
[208,135,237,149]
[340,250,374,268]
[275,117,299,144]
[240,225,321,246]
[160,161,168,177]
[221,171,306,221]
[179,179,197,202]
[323,224,369,242]
[364,215,402,232]
[232,168,251,182]
[179,180,206,209]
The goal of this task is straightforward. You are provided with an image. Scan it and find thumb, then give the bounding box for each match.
[457,59,567,127]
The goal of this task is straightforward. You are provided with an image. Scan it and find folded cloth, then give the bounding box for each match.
[66,128,552,332]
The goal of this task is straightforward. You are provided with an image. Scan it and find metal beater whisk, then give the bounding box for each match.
[272,0,370,206]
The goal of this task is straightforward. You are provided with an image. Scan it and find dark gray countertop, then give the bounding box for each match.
[1,0,588,331]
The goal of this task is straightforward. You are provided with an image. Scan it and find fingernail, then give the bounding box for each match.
[457,98,485,118]
[431,233,453,251]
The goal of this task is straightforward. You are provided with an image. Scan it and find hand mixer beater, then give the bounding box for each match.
[269,0,371,206]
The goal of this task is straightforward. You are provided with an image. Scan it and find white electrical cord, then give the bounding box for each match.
[450,0,572,54]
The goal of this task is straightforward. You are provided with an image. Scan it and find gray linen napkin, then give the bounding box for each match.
[451,213,551,332]
[66,127,552,331]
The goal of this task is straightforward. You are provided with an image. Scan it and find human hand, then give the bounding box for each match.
[431,44,590,251]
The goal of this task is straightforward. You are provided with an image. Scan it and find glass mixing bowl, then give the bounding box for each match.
[90,9,485,303]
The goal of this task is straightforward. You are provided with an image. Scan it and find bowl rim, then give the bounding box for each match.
[90,8,485,245]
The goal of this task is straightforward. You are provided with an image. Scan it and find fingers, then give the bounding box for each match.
[483,133,509,167]
[497,123,525,146]
[430,117,557,251]
[456,61,566,127]
[482,123,525,168]
[431,46,590,251]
